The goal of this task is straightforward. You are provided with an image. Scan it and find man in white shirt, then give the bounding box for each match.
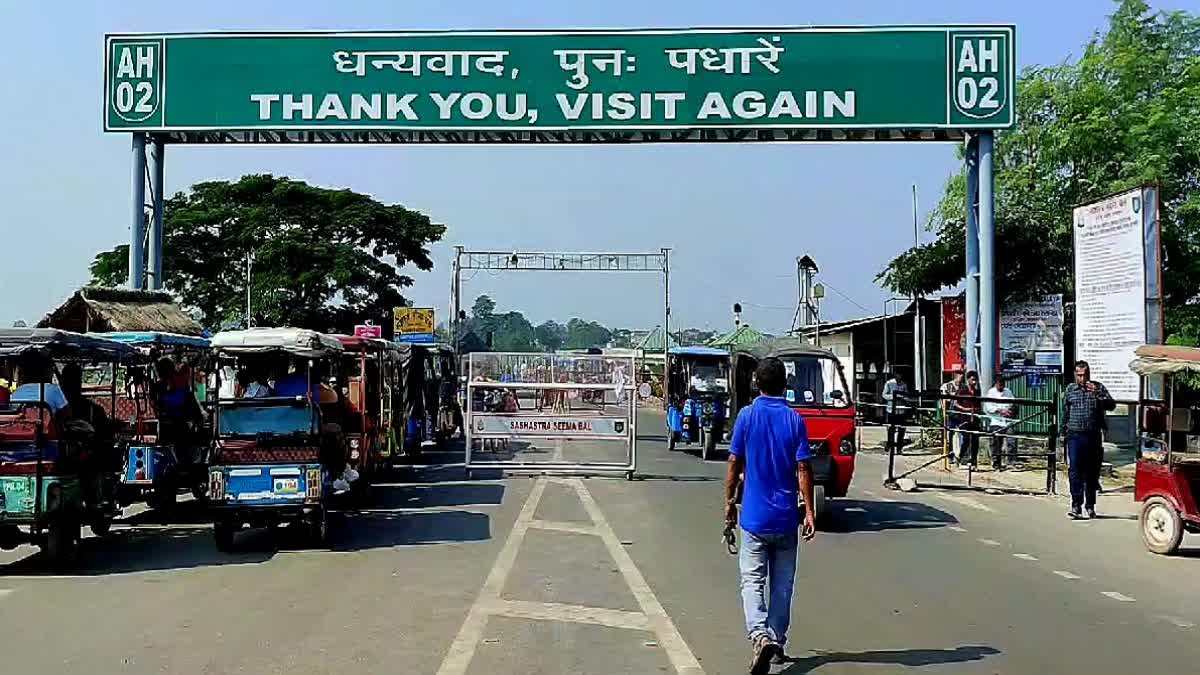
[881,371,910,453]
[983,374,1017,470]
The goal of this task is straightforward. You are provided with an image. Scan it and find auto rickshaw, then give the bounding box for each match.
[334,334,408,487]
[97,331,211,511]
[206,328,347,550]
[730,338,857,526]
[666,346,730,460]
[397,342,439,457]
[434,345,463,445]
[0,328,135,566]
[1131,344,1200,555]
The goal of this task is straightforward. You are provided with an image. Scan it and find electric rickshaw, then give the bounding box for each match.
[730,338,857,526]
[96,331,211,511]
[1131,344,1200,554]
[333,334,407,487]
[665,346,730,460]
[206,328,347,550]
[0,328,135,566]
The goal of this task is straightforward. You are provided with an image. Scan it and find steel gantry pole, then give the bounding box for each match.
[978,131,997,392]
[452,246,464,358]
[964,135,980,375]
[147,135,166,290]
[128,132,148,290]
[662,247,672,409]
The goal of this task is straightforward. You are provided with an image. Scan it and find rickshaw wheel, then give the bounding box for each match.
[44,520,80,569]
[667,432,679,452]
[89,517,112,537]
[307,506,329,546]
[1140,497,1184,555]
[703,428,718,460]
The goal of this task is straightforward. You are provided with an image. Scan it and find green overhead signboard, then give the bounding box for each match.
[105,27,1014,136]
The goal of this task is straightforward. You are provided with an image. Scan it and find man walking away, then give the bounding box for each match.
[983,374,1017,470]
[954,371,982,467]
[725,357,816,674]
[1063,360,1115,519]
[882,371,910,454]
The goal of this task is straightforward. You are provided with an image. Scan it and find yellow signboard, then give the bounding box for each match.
[393,307,435,341]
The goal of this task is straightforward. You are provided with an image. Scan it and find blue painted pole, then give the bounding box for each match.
[128,132,147,290]
[147,136,165,290]
[978,131,997,392]
[964,135,980,376]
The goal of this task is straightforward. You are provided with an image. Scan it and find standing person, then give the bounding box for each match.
[940,368,964,458]
[983,374,1017,470]
[882,371,910,454]
[724,357,816,674]
[1063,360,1115,519]
[954,370,982,468]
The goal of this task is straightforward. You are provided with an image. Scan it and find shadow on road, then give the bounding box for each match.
[330,509,491,550]
[780,645,1001,673]
[368,483,505,510]
[822,499,959,533]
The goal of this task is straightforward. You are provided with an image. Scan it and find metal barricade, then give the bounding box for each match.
[464,352,637,479]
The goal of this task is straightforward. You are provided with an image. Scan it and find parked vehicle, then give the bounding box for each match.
[1131,344,1200,554]
[333,335,407,487]
[0,328,135,566]
[206,328,346,550]
[666,346,730,460]
[730,338,857,526]
[97,331,211,511]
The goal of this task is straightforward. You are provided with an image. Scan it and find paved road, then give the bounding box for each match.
[3,409,1199,674]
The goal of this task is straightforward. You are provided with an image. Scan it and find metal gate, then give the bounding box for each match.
[465,352,637,478]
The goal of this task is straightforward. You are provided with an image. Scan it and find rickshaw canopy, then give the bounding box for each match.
[210,328,343,358]
[731,336,837,361]
[1130,345,1200,376]
[669,346,729,358]
[0,327,137,361]
[94,331,211,350]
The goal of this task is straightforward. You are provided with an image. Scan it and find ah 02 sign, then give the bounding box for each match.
[107,38,164,127]
[950,31,1013,125]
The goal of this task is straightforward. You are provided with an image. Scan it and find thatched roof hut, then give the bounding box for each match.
[38,287,202,336]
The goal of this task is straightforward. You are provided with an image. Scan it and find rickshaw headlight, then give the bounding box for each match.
[703,402,715,415]
[839,438,856,456]
[349,438,360,450]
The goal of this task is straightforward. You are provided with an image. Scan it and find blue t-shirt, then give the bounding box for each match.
[729,395,812,535]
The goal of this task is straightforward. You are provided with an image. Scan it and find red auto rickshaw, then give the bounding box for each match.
[1131,344,1200,555]
[730,339,857,526]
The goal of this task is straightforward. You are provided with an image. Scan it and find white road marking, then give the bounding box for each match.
[936,493,995,512]
[436,479,547,675]
[487,599,650,631]
[861,490,877,497]
[552,439,565,463]
[0,589,12,597]
[844,507,867,513]
[878,496,898,503]
[1155,614,1196,629]
[978,538,1001,546]
[949,526,968,533]
[569,478,705,675]
[1053,570,1081,580]
[1102,591,1136,602]
[527,519,600,536]
[1013,553,1038,561]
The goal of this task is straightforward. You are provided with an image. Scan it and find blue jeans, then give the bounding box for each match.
[1067,431,1102,510]
[739,528,799,645]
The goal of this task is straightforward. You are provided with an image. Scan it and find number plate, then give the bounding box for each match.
[273,478,299,495]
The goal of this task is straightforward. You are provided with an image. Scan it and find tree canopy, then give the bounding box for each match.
[90,174,444,331]
[878,0,1200,341]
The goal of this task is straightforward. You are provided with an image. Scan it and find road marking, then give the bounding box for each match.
[878,496,898,503]
[862,490,876,497]
[527,519,600,536]
[1155,614,1196,629]
[949,526,968,533]
[487,599,650,631]
[1102,591,1136,602]
[1053,570,1081,580]
[936,493,995,512]
[569,478,705,675]
[436,479,547,675]
[844,507,867,513]
[978,538,1001,546]
[0,589,11,597]
[1013,553,1038,561]
[552,439,565,463]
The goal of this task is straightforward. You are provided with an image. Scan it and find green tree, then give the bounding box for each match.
[471,295,496,320]
[565,318,613,349]
[878,0,1200,340]
[534,320,567,351]
[90,174,444,331]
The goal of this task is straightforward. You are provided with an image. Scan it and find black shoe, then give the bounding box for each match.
[750,635,779,675]
[772,651,790,665]
[1086,508,1097,519]
[1068,507,1083,520]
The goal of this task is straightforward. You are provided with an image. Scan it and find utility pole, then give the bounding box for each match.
[912,185,924,392]
[245,251,253,328]
[792,255,819,334]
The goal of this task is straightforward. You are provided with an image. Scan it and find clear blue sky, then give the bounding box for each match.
[2,0,1196,334]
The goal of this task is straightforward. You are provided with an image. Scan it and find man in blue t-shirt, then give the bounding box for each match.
[725,356,815,674]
